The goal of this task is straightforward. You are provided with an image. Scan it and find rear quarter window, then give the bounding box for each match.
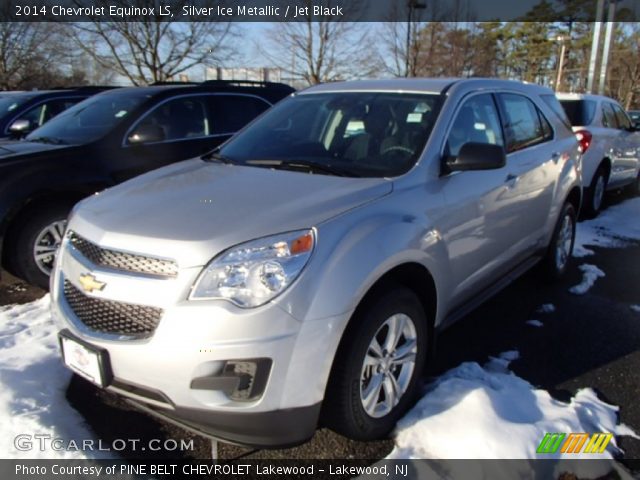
[542,95,571,130]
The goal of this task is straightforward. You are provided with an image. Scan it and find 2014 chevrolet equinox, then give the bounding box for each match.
[52,78,582,447]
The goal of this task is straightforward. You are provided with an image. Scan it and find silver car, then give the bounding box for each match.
[557,93,640,217]
[52,79,582,447]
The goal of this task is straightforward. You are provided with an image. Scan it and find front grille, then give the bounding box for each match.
[68,231,178,277]
[63,280,162,338]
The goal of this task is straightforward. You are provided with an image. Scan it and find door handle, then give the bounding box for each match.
[551,152,561,163]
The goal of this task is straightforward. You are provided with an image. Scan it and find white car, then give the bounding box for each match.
[557,93,640,217]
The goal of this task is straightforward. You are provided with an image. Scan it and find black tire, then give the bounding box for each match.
[626,171,640,197]
[543,202,576,280]
[5,203,72,289]
[583,167,608,218]
[323,286,428,441]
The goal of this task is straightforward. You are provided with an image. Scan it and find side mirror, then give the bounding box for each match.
[127,124,165,145]
[8,119,31,137]
[446,142,506,172]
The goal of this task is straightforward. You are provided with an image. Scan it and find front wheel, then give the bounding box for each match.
[627,171,640,197]
[6,203,72,289]
[543,202,576,280]
[323,287,428,440]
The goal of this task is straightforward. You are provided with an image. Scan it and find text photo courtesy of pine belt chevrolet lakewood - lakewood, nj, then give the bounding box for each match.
[1,1,640,479]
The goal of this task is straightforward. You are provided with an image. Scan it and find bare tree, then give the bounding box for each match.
[259,0,370,86]
[0,21,70,89]
[71,0,236,85]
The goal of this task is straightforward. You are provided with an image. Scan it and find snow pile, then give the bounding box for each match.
[574,197,640,257]
[389,352,636,464]
[0,296,105,458]
[526,320,544,328]
[630,305,640,314]
[569,264,605,295]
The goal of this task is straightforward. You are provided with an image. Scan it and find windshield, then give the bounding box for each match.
[25,90,151,145]
[0,93,37,119]
[216,92,441,177]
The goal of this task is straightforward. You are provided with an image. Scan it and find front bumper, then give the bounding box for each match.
[51,238,348,447]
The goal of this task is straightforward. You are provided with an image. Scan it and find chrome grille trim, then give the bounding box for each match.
[67,231,178,277]
[63,280,163,338]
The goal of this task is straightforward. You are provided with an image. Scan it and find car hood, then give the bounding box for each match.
[0,140,69,159]
[71,159,393,268]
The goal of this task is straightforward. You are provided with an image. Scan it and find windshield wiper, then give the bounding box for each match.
[202,150,235,164]
[28,136,66,145]
[246,159,357,177]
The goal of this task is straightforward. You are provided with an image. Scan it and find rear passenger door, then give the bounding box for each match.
[495,92,558,252]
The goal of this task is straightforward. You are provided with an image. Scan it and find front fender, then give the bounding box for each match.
[276,209,450,327]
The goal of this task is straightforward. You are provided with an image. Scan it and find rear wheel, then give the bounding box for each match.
[543,202,576,280]
[323,287,428,440]
[6,203,72,289]
[584,167,608,218]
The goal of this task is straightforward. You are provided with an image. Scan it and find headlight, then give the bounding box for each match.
[190,229,315,307]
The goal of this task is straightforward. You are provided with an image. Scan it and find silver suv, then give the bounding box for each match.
[52,79,581,447]
[557,93,640,217]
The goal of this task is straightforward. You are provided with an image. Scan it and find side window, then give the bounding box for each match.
[612,104,632,130]
[446,94,504,158]
[498,93,548,152]
[134,96,209,142]
[19,98,81,128]
[209,95,270,134]
[602,103,617,129]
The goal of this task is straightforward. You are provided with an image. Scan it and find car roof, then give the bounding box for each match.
[556,92,618,103]
[90,81,294,103]
[298,78,554,96]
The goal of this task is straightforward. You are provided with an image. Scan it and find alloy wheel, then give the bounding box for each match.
[555,214,573,271]
[360,313,417,418]
[32,220,67,275]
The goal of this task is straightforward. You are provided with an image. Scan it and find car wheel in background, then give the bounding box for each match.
[584,167,608,218]
[323,286,428,440]
[627,171,640,197]
[6,203,72,290]
[543,202,576,280]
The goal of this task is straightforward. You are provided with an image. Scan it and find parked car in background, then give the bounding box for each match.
[557,93,640,217]
[629,110,640,129]
[0,80,294,288]
[0,87,113,140]
[52,78,581,447]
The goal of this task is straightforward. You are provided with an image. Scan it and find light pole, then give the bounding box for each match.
[555,35,567,92]
[598,0,618,95]
[405,0,427,77]
[586,0,605,93]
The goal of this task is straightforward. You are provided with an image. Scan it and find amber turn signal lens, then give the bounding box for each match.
[290,232,314,255]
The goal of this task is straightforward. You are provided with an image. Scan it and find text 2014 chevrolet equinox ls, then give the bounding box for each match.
[52,79,582,447]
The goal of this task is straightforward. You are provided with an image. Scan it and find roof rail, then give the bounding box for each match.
[201,79,293,89]
[50,85,119,91]
[149,81,200,86]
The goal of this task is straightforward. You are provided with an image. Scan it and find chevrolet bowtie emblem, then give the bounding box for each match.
[78,273,106,293]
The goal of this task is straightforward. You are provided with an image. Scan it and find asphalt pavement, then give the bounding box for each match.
[0,194,638,465]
